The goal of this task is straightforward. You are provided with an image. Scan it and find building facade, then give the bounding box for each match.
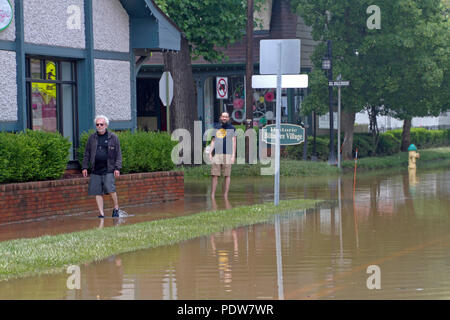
[0,0,181,161]
[138,0,317,132]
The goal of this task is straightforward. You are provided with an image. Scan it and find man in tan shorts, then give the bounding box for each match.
[209,112,237,199]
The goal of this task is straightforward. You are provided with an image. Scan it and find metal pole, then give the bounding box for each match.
[338,84,341,169]
[275,215,284,299]
[328,40,335,164]
[338,177,343,265]
[274,42,282,206]
[166,73,170,133]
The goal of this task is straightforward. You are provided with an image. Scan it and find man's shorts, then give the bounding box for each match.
[211,154,233,177]
[88,173,116,195]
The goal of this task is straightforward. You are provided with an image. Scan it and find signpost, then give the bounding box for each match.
[253,39,308,206]
[216,77,228,113]
[159,71,174,133]
[328,75,350,169]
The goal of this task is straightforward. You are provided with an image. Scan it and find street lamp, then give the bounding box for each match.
[322,57,331,70]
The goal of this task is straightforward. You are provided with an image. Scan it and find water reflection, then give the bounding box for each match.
[1,167,450,299]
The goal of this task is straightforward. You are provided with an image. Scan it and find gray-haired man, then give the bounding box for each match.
[82,115,122,218]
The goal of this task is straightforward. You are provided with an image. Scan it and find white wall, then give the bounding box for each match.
[355,111,446,130]
[93,0,129,53]
[94,59,131,121]
[0,0,15,41]
[23,0,85,48]
[0,50,17,121]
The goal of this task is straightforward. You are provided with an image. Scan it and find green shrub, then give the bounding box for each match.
[352,133,374,157]
[0,130,70,184]
[284,136,329,160]
[78,130,177,174]
[377,132,400,155]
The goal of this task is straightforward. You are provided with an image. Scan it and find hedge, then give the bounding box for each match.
[78,130,177,174]
[0,130,71,184]
[285,128,450,160]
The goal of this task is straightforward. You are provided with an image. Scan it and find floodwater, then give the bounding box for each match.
[1,165,450,299]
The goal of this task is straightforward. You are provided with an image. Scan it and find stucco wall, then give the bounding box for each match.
[93,0,129,53]
[0,50,17,122]
[0,0,15,41]
[94,59,131,121]
[23,0,85,48]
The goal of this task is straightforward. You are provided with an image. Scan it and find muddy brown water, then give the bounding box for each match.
[1,166,450,299]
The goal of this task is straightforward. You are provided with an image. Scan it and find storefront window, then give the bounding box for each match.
[26,57,78,160]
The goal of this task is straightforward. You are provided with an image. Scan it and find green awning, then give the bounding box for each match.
[119,0,182,53]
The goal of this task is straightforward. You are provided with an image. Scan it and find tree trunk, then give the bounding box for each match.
[401,118,412,152]
[368,105,380,155]
[163,36,198,134]
[341,110,356,160]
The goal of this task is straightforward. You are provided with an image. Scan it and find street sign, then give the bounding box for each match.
[159,71,173,107]
[261,124,305,145]
[329,81,350,87]
[252,74,308,89]
[260,39,301,75]
[216,77,228,99]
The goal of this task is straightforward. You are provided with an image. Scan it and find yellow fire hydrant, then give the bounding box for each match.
[408,144,420,169]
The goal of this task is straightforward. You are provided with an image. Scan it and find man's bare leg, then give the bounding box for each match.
[223,176,231,198]
[110,192,119,210]
[95,195,105,216]
[211,176,219,199]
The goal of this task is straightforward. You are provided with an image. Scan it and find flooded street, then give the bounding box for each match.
[1,166,450,299]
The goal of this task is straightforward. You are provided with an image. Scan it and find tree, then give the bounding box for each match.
[291,0,449,158]
[154,0,249,136]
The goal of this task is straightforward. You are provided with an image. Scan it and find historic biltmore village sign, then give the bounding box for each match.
[261,124,305,145]
[0,0,13,32]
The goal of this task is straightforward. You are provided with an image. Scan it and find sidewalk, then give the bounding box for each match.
[0,189,254,242]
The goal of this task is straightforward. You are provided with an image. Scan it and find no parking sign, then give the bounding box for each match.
[216,77,228,100]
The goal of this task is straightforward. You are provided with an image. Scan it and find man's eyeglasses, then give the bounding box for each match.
[96,123,105,127]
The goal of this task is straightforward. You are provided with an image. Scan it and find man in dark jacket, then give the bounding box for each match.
[82,115,122,218]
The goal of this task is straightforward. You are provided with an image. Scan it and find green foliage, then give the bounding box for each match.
[0,130,71,184]
[285,129,450,160]
[154,0,248,62]
[377,131,400,155]
[290,0,449,119]
[78,130,177,174]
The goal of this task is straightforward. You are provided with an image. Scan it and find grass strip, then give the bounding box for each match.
[0,198,320,282]
[180,147,450,177]
[180,160,340,178]
[342,147,450,171]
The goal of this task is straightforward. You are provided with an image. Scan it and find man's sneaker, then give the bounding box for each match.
[98,215,105,218]
[112,208,120,218]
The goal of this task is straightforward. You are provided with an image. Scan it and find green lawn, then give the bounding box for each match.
[0,198,320,282]
[179,147,450,177]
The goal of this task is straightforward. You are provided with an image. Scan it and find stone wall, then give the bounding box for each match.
[0,171,184,225]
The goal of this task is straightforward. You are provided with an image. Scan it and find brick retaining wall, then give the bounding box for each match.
[0,171,184,225]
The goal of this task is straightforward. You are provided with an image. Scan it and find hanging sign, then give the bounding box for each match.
[0,0,13,32]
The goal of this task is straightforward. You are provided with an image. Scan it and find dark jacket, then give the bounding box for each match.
[82,131,122,173]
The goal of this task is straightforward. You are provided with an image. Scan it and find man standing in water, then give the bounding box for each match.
[209,112,237,199]
[82,115,122,218]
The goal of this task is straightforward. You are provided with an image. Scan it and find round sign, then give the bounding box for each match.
[0,0,13,32]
